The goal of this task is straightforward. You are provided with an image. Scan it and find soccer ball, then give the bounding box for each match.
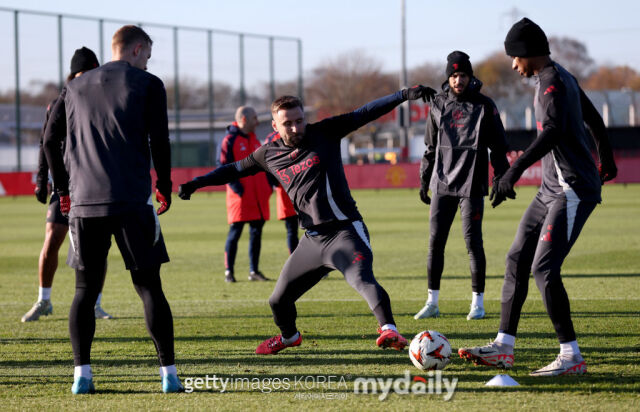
[409,330,452,370]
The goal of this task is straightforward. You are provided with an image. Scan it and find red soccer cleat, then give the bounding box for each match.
[376,329,408,350]
[255,333,302,355]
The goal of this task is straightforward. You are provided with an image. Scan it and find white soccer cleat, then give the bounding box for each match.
[21,300,53,322]
[458,341,514,369]
[94,304,113,319]
[414,302,440,319]
[530,353,587,377]
[466,305,485,320]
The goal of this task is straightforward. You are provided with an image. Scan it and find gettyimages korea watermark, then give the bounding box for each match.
[183,370,457,401]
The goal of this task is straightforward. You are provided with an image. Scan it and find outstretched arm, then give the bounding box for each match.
[178,148,266,199]
[316,86,436,139]
[580,88,617,183]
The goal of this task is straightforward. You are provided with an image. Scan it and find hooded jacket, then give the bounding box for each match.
[219,123,271,223]
[420,78,510,197]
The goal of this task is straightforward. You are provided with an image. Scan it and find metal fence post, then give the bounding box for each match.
[207,29,215,165]
[269,37,275,102]
[173,26,181,166]
[14,10,21,172]
[98,19,104,64]
[297,39,303,101]
[57,15,63,90]
[239,33,245,105]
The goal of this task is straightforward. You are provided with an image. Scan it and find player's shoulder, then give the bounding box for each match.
[538,63,567,100]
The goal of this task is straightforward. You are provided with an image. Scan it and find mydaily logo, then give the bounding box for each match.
[353,370,458,401]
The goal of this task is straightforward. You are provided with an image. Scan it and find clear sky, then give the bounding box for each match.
[1,0,639,90]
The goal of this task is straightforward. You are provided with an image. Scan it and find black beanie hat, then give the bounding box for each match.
[446,51,473,78]
[70,47,99,77]
[504,18,550,57]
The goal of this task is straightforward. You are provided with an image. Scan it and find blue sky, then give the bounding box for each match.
[1,0,639,90]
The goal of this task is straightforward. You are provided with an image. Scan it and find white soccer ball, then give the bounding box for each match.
[409,330,452,370]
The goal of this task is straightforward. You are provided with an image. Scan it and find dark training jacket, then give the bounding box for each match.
[43,60,171,218]
[421,78,510,197]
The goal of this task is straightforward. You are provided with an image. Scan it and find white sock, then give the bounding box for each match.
[560,340,580,356]
[380,324,397,332]
[74,364,92,379]
[471,292,484,308]
[39,287,51,301]
[495,332,516,347]
[95,293,102,306]
[427,289,439,305]
[160,365,177,378]
[281,332,300,345]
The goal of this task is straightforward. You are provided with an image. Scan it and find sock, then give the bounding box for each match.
[281,332,300,345]
[560,340,580,356]
[38,287,51,301]
[495,332,516,348]
[160,365,177,378]
[471,292,484,308]
[95,293,102,306]
[380,324,397,332]
[74,364,92,380]
[427,289,439,305]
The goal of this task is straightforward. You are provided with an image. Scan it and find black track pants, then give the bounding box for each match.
[268,220,395,338]
[499,192,596,343]
[427,195,486,293]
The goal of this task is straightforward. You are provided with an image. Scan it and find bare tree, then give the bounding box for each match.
[409,62,444,90]
[549,36,595,82]
[474,51,529,99]
[305,50,397,119]
[584,65,640,90]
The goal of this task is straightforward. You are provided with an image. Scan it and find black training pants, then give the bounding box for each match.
[67,208,175,366]
[499,192,596,343]
[268,220,395,338]
[427,194,486,293]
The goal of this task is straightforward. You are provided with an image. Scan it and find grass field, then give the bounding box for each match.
[1,185,639,410]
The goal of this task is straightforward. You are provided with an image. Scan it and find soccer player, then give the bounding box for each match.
[458,18,617,376]
[219,106,273,283]
[43,25,183,393]
[23,47,112,323]
[264,131,299,255]
[179,86,436,354]
[414,51,510,321]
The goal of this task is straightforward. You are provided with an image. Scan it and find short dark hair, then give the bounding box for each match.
[112,25,152,52]
[271,95,303,115]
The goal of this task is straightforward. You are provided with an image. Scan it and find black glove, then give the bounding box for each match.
[35,182,48,204]
[490,171,517,208]
[419,185,431,205]
[178,181,198,200]
[403,85,437,103]
[599,162,617,184]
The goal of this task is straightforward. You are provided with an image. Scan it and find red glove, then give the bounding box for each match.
[156,189,171,215]
[59,194,71,217]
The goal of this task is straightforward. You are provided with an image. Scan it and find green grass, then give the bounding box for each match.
[1,185,639,410]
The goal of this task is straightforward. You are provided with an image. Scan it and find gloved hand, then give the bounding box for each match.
[419,185,431,205]
[178,181,197,200]
[490,171,517,208]
[599,162,617,184]
[35,182,48,204]
[403,85,437,103]
[59,194,71,217]
[156,189,171,215]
